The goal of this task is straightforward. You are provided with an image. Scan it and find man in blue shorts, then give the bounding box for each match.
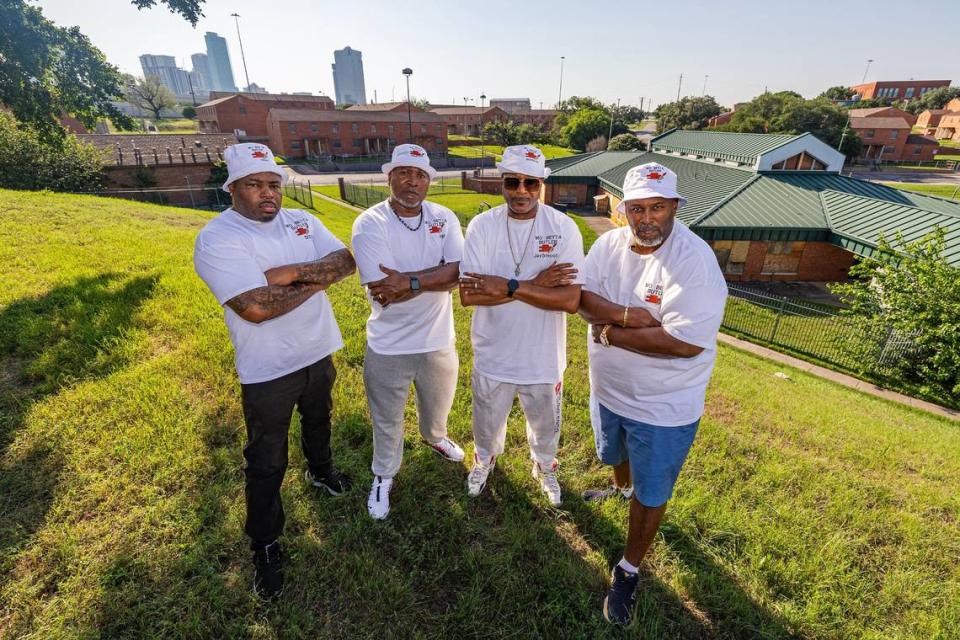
[578,163,727,625]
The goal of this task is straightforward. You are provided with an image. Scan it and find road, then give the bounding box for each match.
[284,165,483,185]
[848,169,960,185]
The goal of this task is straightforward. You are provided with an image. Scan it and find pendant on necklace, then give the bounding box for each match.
[515,266,521,276]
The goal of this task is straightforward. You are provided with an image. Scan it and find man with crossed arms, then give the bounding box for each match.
[578,163,727,625]
[194,143,356,600]
[459,144,584,506]
[351,144,466,520]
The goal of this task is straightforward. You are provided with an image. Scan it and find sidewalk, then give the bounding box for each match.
[718,333,959,422]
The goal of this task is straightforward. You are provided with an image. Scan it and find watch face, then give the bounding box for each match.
[411,277,421,291]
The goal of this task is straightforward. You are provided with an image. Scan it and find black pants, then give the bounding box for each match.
[240,356,336,546]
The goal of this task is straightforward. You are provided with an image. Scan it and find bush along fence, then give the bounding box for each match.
[722,283,919,374]
[283,178,315,210]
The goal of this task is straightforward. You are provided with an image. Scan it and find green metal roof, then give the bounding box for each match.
[543,151,600,173]
[597,152,755,225]
[822,190,960,267]
[651,130,799,165]
[545,151,645,180]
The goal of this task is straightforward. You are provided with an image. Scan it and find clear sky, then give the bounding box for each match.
[38,0,960,110]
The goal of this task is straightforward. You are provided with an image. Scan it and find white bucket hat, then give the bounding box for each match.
[496,144,551,179]
[616,162,687,213]
[221,143,287,192]
[381,144,437,179]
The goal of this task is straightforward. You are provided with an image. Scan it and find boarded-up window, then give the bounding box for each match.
[712,240,749,274]
[761,241,803,274]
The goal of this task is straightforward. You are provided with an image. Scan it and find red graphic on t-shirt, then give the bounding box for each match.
[295,226,308,236]
[645,293,661,304]
[539,241,557,253]
[251,149,267,159]
[429,224,443,234]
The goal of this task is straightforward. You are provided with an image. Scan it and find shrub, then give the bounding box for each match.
[0,112,106,191]
[607,133,646,151]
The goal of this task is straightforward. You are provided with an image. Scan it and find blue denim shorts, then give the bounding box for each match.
[594,403,699,508]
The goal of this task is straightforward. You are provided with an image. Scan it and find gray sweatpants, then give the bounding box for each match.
[471,370,563,468]
[364,345,459,478]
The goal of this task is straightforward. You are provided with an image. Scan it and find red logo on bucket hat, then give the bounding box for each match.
[251,149,267,159]
[409,148,424,157]
[524,150,539,159]
[645,170,665,180]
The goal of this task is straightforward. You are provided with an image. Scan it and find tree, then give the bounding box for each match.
[560,109,610,151]
[830,229,960,405]
[654,96,722,132]
[410,97,431,111]
[721,92,862,156]
[0,0,205,143]
[607,133,645,151]
[483,120,519,146]
[0,112,106,191]
[818,86,857,101]
[559,96,607,114]
[904,86,960,114]
[182,105,197,119]
[585,136,607,152]
[126,76,176,121]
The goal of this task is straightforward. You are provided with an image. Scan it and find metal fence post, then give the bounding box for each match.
[307,180,313,209]
[769,295,787,344]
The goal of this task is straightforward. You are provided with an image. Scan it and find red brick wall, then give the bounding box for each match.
[542,182,589,206]
[199,96,333,138]
[102,163,214,189]
[267,117,448,158]
[719,240,854,282]
[462,173,503,195]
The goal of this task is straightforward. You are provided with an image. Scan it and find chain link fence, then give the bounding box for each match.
[73,186,231,210]
[283,178,315,210]
[722,283,919,372]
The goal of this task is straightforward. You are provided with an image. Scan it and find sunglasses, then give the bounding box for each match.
[502,177,542,191]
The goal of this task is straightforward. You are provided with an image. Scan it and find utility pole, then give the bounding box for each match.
[861,59,874,84]
[702,74,709,97]
[676,73,683,102]
[402,68,413,143]
[607,97,620,147]
[557,56,565,109]
[230,13,251,92]
[479,92,486,175]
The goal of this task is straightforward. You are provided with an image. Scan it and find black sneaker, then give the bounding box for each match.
[252,540,284,601]
[305,468,353,496]
[603,565,640,625]
[582,485,633,503]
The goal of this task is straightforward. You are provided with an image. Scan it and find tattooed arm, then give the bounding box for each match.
[225,283,324,324]
[263,248,357,289]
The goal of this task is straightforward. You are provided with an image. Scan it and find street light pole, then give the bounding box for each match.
[702,74,709,96]
[607,97,620,148]
[230,13,251,92]
[402,68,413,143]
[676,73,683,102]
[557,56,565,109]
[479,92,486,176]
[861,59,874,84]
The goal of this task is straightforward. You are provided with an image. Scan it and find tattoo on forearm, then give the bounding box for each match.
[294,249,355,286]
[227,283,317,318]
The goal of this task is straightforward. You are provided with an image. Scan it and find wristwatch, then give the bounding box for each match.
[410,276,421,292]
[506,278,520,298]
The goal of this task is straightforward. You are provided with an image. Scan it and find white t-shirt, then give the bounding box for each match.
[584,223,727,426]
[461,203,585,384]
[194,207,346,384]
[351,199,464,355]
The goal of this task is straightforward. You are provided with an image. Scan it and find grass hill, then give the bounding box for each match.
[0,190,958,638]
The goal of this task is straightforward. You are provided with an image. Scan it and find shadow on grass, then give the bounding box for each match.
[0,273,157,584]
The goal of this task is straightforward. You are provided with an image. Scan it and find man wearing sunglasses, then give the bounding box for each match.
[459,144,584,506]
[578,163,727,625]
[351,144,466,520]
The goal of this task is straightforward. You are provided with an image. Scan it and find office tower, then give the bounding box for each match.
[332,46,367,106]
[204,32,238,92]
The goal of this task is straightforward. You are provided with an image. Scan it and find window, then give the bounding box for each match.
[890,129,898,139]
[238,105,247,115]
[420,125,427,134]
[905,87,915,99]
[333,141,342,148]
[370,124,377,134]
[353,139,363,148]
[762,241,802,275]
[291,141,301,149]
[388,125,394,135]
[310,123,319,132]
[436,138,443,146]
[865,129,875,138]
[883,145,895,154]
[351,123,359,134]
[288,123,297,133]
[913,146,922,155]
[332,124,339,134]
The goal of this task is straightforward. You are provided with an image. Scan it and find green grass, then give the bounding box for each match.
[936,154,960,161]
[448,144,579,162]
[2,190,959,638]
[108,117,199,135]
[881,182,960,201]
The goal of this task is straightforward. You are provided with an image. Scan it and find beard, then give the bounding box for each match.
[632,225,663,247]
[395,194,423,209]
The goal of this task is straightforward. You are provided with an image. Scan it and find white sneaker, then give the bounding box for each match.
[532,460,562,506]
[466,454,495,497]
[367,475,394,520]
[425,436,465,462]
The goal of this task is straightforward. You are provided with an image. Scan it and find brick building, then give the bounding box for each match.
[936,112,960,142]
[848,108,939,162]
[917,109,950,134]
[510,109,558,130]
[265,109,447,158]
[541,129,960,281]
[196,91,334,139]
[489,98,531,113]
[849,80,951,102]
[347,102,423,113]
[429,106,508,136]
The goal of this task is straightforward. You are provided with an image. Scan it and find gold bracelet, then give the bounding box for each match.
[600,324,612,347]
[622,305,629,328]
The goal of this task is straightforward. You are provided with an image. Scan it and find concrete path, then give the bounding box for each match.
[576,213,617,237]
[718,333,959,422]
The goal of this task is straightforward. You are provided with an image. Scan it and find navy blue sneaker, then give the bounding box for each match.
[603,565,639,625]
[305,468,353,496]
[252,540,284,601]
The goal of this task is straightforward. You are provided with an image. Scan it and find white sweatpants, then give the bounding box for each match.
[471,370,562,467]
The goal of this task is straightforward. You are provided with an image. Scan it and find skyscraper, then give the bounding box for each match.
[332,47,366,106]
[191,53,211,90]
[139,54,192,97]
[204,32,238,92]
